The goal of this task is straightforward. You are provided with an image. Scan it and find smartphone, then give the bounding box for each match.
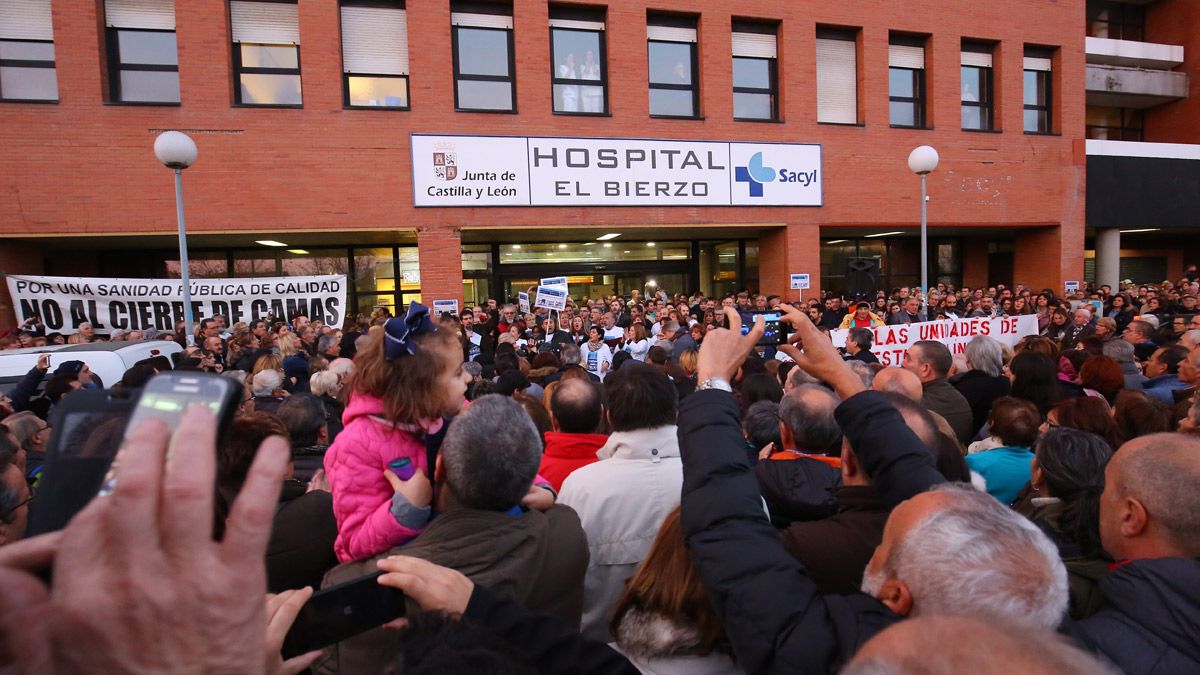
[740,311,789,346]
[281,571,407,659]
[27,389,138,536]
[124,371,241,433]
[27,373,240,536]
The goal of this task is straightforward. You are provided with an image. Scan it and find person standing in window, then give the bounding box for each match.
[580,49,603,113]
[558,53,580,112]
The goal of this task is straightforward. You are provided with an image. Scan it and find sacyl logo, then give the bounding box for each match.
[735,152,775,197]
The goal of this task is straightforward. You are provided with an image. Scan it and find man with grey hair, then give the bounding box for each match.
[546,343,600,383]
[1179,328,1200,353]
[1069,433,1200,673]
[1102,338,1148,390]
[952,335,1011,434]
[316,332,340,360]
[678,306,1069,673]
[1123,319,1159,362]
[755,384,844,526]
[319,395,589,673]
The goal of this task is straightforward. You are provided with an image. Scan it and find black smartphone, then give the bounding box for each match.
[740,311,789,346]
[28,389,138,536]
[281,571,407,659]
[27,372,240,537]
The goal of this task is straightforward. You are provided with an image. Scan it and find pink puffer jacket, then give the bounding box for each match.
[324,393,442,562]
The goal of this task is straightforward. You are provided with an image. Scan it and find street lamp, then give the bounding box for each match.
[154,131,198,346]
[907,145,939,317]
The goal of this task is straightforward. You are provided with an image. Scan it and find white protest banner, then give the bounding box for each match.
[829,315,1039,367]
[540,276,568,289]
[534,285,568,311]
[432,299,459,318]
[790,273,810,290]
[518,291,530,314]
[7,274,346,335]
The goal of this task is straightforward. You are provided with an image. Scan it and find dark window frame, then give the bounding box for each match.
[106,27,180,105]
[548,25,608,116]
[1087,0,1145,41]
[339,0,410,110]
[1085,107,1144,142]
[960,63,993,131]
[889,66,926,129]
[1023,68,1052,134]
[0,38,58,104]
[232,41,303,108]
[647,38,700,119]
[732,55,778,122]
[451,23,517,113]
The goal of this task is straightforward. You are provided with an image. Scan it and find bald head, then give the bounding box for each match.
[549,378,603,434]
[1101,433,1200,559]
[845,615,1117,675]
[874,367,923,401]
[778,384,842,455]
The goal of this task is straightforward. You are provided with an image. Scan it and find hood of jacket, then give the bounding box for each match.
[340,392,443,435]
[614,607,726,661]
[754,456,841,525]
[1101,557,1200,662]
[597,425,679,461]
[544,431,609,460]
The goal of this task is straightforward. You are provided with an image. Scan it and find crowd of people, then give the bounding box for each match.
[0,272,1198,674]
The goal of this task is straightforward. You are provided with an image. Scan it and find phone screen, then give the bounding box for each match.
[125,374,236,432]
[740,311,788,346]
[281,571,407,659]
[28,390,136,536]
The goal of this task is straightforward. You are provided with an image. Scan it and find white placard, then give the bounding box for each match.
[790,273,811,290]
[540,276,568,288]
[6,274,346,335]
[518,291,530,314]
[411,134,822,207]
[534,285,568,311]
[1064,280,1080,294]
[432,299,459,317]
[829,315,1039,367]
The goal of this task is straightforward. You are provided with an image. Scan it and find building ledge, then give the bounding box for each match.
[1086,139,1200,160]
[1086,63,1189,108]
[1086,36,1184,69]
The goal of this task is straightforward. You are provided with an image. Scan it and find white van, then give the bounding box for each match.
[0,341,183,393]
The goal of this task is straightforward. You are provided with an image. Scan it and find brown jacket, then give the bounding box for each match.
[778,486,889,595]
[315,503,589,674]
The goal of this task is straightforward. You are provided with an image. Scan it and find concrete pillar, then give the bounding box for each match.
[416,226,463,306]
[1095,228,1121,290]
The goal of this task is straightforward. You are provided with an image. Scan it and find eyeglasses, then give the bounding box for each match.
[2,486,35,522]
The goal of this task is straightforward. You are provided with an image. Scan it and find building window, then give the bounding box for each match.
[960,41,994,131]
[647,15,698,118]
[451,4,515,112]
[1087,1,1144,41]
[816,27,858,124]
[1086,105,1144,141]
[340,1,408,108]
[888,35,926,128]
[549,6,605,114]
[105,0,179,104]
[230,0,302,106]
[1024,49,1053,133]
[731,22,778,121]
[0,0,58,102]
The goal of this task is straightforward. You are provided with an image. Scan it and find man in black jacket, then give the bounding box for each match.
[678,307,1067,673]
[1068,433,1200,675]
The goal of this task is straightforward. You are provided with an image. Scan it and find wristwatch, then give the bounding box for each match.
[697,377,733,393]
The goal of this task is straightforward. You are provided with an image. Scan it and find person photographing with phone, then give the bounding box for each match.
[323,303,472,563]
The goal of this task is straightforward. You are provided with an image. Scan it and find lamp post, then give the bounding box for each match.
[907,145,939,317]
[154,131,199,346]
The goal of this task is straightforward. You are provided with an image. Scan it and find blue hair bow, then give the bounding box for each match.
[384,301,437,359]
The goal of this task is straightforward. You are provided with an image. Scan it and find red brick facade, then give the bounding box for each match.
[0,0,1088,329]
